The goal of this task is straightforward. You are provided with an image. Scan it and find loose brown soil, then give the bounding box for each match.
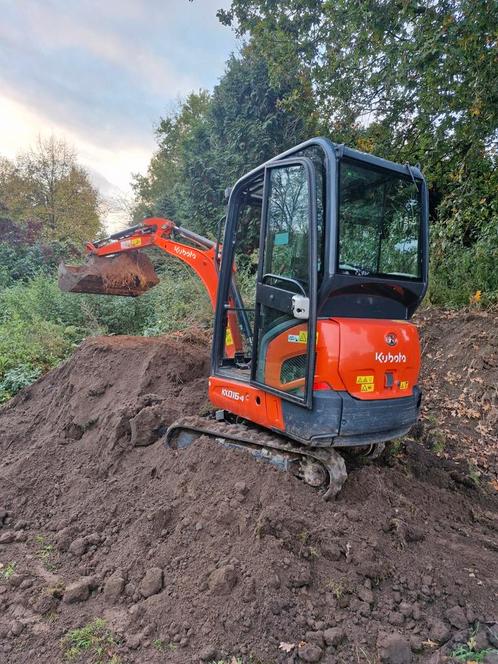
[417,308,498,485]
[0,313,497,664]
[58,251,160,297]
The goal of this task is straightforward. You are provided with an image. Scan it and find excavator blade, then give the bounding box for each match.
[58,251,160,297]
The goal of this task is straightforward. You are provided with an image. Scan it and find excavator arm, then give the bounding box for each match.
[59,217,248,358]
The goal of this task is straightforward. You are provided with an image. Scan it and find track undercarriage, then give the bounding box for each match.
[165,415,350,499]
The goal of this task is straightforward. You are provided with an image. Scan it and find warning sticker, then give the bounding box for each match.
[288,330,308,344]
[121,238,142,249]
[225,327,233,347]
[356,375,374,384]
[360,383,375,393]
[287,331,319,345]
[399,380,409,390]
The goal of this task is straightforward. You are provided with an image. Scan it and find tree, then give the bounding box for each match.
[0,217,69,288]
[218,0,498,303]
[132,91,211,223]
[132,45,313,237]
[218,1,497,227]
[0,136,102,244]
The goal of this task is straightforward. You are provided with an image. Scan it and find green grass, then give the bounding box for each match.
[431,429,446,454]
[35,534,56,570]
[467,463,482,487]
[152,639,177,652]
[451,644,498,661]
[384,438,404,460]
[325,578,345,599]
[451,627,498,662]
[61,618,121,663]
[0,561,16,580]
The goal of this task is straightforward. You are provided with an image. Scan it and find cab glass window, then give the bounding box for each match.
[263,164,310,292]
[339,160,422,279]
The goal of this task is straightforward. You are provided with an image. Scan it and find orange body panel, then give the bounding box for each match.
[261,317,420,399]
[263,321,308,393]
[209,376,284,430]
[209,317,421,433]
[332,318,420,399]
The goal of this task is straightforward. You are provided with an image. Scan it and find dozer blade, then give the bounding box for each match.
[58,251,160,297]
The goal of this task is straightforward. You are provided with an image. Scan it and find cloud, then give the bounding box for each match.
[0,0,237,200]
[0,93,152,191]
[0,2,199,97]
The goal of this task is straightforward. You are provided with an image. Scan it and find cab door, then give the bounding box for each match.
[251,158,317,408]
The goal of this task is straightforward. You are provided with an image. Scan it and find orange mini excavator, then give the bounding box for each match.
[59,137,429,497]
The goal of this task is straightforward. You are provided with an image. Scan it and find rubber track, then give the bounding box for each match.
[165,415,348,499]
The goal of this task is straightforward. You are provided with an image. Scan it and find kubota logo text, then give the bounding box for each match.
[173,245,197,260]
[221,388,245,402]
[375,351,407,363]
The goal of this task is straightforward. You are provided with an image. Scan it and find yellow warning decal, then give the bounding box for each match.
[360,383,375,393]
[399,380,409,390]
[121,237,142,249]
[225,327,233,347]
[287,331,319,344]
[356,375,374,384]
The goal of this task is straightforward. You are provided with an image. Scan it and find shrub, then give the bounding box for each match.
[428,234,498,307]
[0,260,212,400]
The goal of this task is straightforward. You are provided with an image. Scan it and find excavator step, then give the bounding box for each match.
[58,251,160,297]
[164,416,348,499]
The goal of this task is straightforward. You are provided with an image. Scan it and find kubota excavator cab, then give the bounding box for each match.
[209,137,428,449]
[59,137,429,496]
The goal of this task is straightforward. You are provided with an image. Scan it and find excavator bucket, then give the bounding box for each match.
[58,251,160,297]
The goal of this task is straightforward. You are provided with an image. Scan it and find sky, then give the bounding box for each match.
[0,0,238,225]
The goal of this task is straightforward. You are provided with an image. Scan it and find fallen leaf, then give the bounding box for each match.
[279,642,295,653]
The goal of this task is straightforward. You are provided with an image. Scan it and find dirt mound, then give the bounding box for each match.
[417,308,498,484]
[0,322,497,664]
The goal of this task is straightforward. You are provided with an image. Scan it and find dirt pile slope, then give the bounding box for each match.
[0,321,497,664]
[417,308,498,483]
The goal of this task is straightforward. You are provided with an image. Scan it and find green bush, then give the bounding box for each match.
[140,258,212,335]
[0,365,42,402]
[428,234,498,307]
[0,259,213,400]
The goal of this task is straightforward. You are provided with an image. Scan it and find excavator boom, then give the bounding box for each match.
[58,217,249,357]
[59,217,217,299]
